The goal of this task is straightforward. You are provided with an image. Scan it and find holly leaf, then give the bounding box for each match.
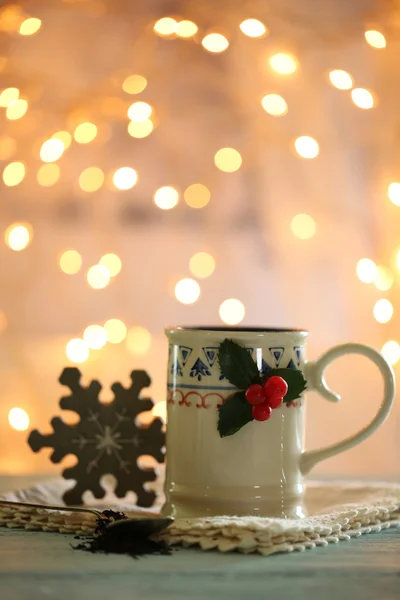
[218,339,261,389]
[264,368,307,402]
[217,391,253,437]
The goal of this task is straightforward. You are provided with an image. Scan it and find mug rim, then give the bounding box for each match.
[165,326,308,334]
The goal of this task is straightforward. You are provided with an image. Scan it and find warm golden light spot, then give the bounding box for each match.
[122,74,147,95]
[87,265,111,289]
[6,98,28,120]
[19,17,41,36]
[381,341,400,365]
[99,254,122,277]
[8,408,30,431]
[0,57,7,72]
[184,183,211,209]
[328,70,353,90]
[126,326,152,355]
[356,258,377,283]
[59,250,82,275]
[3,161,25,186]
[351,88,374,109]
[0,310,7,333]
[52,131,72,149]
[5,223,31,251]
[73,122,97,143]
[79,167,104,192]
[152,400,167,422]
[214,148,242,172]
[0,4,25,33]
[189,252,215,278]
[128,119,154,138]
[66,339,89,363]
[269,53,297,74]
[176,20,198,38]
[37,163,60,187]
[365,30,386,49]
[154,186,179,210]
[373,299,393,323]
[219,299,245,325]
[0,87,19,107]
[127,101,152,122]
[201,33,229,53]
[83,324,107,350]
[290,214,316,239]
[175,278,200,304]
[261,93,288,116]
[153,17,178,36]
[388,182,400,206]
[40,138,64,163]
[0,135,16,160]
[374,266,393,291]
[294,136,319,159]
[239,19,267,38]
[104,319,127,344]
[113,167,138,190]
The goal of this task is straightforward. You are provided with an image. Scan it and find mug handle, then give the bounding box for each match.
[300,343,395,475]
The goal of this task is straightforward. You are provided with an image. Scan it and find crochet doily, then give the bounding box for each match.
[1,479,399,557]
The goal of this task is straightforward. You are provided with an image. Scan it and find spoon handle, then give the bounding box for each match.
[0,499,104,520]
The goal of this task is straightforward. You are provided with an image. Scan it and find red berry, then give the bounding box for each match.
[252,402,272,422]
[268,396,283,409]
[245,384,265,405]
[264,376,288,402]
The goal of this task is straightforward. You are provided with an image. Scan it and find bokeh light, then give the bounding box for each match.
[79,167,104,192]
[153,17,177,36]
[176,20,198,38]
[6,99,28,120]
[381,341,400,365]
[239,19,267,38]
[373,299,393,323]
[73,122,98,143]
[126,326,152,355]
[37,163,60,187]
[113,167,138,190]
[294,136,319,158]
[290,214,316,239]
[154,186,179,209]
[261,93,288,116]
[329,69,353,90]
[219,299,245,325]
[184,183,211,208]
[99,254,122,277]
[351,88,374,109]
[374,266,393,291]
[52,131,72,149]
[365,30,386,49]
[8,408,30,431]
[66,339,89,363]
[127,101,152,122]
[152,400,167,422]
[87,265,111,289]
[3,161,26,186]
[0,87,19,107]
[269,53,297,74]
[19,17,41,36]
[104,319,127,344]
[214,147,242,172]
[175,278,201,304]
[40,138,64,163]
[356,258,377,283]
[0,135,16,160]
[128,119,153,138]
[83,324,107,350]
[388,182,400,206]
[201,33,229,53]
[189,252,215,278]
[0,311,7,334]
[5,224,31,251]
[122,74,147,94]
[59,250,82,275]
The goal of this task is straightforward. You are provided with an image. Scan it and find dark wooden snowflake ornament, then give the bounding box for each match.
[28,368,165,506]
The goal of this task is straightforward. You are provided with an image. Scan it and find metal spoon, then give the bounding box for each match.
[0,499,173,537]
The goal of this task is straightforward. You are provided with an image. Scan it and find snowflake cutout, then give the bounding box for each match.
[28,368,165,507]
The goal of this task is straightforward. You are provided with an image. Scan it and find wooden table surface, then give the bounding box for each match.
[1,477,399,600]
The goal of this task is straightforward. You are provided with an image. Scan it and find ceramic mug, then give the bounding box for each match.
[162,327,395,519]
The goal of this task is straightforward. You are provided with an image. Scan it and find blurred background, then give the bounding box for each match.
[0,0,399,480]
